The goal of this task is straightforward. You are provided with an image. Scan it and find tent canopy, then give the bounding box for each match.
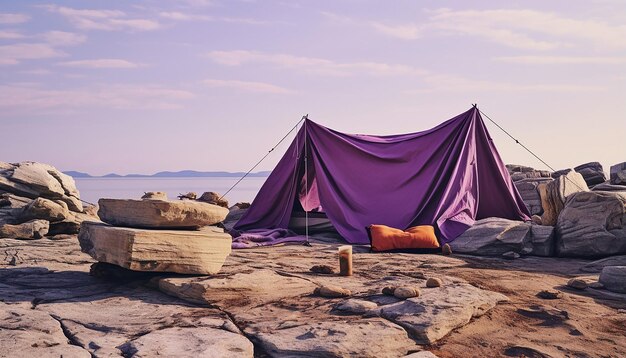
[234,106,530,245]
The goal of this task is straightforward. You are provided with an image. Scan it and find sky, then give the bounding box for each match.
[1,0,625,176]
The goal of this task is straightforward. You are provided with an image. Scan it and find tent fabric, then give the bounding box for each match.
[233,106,530,246]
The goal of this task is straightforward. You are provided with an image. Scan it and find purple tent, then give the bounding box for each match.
[233,106,530,247]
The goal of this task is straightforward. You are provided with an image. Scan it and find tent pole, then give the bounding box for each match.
[304,114,309,245]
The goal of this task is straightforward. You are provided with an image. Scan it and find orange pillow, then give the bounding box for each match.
[369,224,440,252]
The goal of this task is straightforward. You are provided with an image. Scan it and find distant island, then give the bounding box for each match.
[63,170,272,178]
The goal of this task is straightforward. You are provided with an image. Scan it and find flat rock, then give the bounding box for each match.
[78,222,231,274]
[0,219,49,239]
[580,255,626,273]
[599,266,626,293]
[380,282,508,344]
[97,198,229,229]
[118,326,253,358]
[254,319,418,358]
[141,191,168,200]
[0,303,91,358]
[157,269,317,307]
[556,191,626,257]
[514,178,552,215]
[574,162,606,187]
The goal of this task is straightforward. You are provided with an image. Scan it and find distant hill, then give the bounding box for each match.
[64,170,271,178]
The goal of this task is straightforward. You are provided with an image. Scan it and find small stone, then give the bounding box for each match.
[310,265,335,274]
[314,285,351,298]
[441,243,452,255]
[393,286,420,299]
[537,290,562,299]
[588,282,604,289]
[531,215,543,225]
[426,278,443,288]
[177,192,197,200]
[141,191,168,200]
[382,286,397,296]
[567,278,588,290]
[502,251,520,260]
[197,192,229,208]
[335,299,378,314]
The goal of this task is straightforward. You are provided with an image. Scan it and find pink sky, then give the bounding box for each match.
[1,1,625,175]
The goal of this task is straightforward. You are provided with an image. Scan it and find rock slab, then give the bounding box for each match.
[78,222,232,274]
[540,171,588,226]
[97,198,229,229]
[611,162,626,185]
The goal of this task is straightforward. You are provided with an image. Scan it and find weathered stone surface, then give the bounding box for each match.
[502,251,520,260]
[599,266,626,293]
[507,164,552,182]
[574,162,606,187]
[537,290,562,299]
[540,171,588,226]
[380,283,508,344]
[118,326,253,358]
[580,255,626,273]
[48,211,100,236]
[157,269,317,307]
[78,222,231,274]
[335,299,378,314]
[611,162,626,185]
[0,304,91,358]
[556,191,626,257]
[450,218,554,257]
[19,197,69,222]
[9,162,66,197]
[254,319,418,358]
[98,198,229,229]
[0,219,49,239]
[405,352,440,358]
[141,191,168,200]
[198,191,229,208]
[592,183,626,192]
[224,207,248,230]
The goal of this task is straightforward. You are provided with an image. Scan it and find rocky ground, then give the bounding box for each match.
[1,234,625,358]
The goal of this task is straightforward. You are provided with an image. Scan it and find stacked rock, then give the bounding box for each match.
[78,193,232,275]
[0,161,98,239]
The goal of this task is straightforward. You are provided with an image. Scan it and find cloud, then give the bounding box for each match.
[57,59,142,68]
[42,31,87,46]
[0,30,25,40]
[0,83,195,112]
[44,5,160,31]
[0,13,30,24]
[203,79,293,94]
[494,55,626,64]
[409,74,605,93]
[337,9,626,50]
[159,11,211,21]
[370,22,421,40]
[19,68,52,75]
[205,50,428,76]
[0,43,66,65]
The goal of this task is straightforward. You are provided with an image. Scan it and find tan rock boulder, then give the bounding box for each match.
[198,192,229,208]
[78,222,232,274]
[97,198,229,229]
[0,219,49,239]
[19,197,69,222]
[540,171,588,226]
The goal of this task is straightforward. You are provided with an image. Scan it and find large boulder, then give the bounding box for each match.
[0,219,49,239]
[611,162,626,185]
[574,162,606,187]
[599,266,626,293]
[539,171,588,226]
[556,191,626,257]
[0,161,83,212]
[78,222,232,274]
[98,199,229,229]
[449,218,554,257]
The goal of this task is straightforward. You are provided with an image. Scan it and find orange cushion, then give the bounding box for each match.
[369,224,440,252]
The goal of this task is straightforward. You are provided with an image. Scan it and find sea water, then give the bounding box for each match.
[74,177,267,206]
